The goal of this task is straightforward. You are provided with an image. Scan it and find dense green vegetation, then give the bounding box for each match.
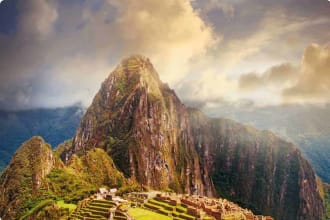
[41,168,96,203]
[0,137,57,218]
[39,148,129,203]
[0,136,135,219]
[6,158,95,219]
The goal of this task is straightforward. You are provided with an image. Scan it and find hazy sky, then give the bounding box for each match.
[0,0,329,110]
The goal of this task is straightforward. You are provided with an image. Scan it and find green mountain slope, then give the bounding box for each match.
[0,137,131,219]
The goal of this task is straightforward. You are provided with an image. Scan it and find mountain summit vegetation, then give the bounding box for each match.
[0,55,325,220]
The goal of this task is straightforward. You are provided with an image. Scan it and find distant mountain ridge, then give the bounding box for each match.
[204,104,330,183]
[0,106,84,172]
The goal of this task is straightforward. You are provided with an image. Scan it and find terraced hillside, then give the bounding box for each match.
[143,198,212,220]
[128,207,171,220]
[70,199,129,220]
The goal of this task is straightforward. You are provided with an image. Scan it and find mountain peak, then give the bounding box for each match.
[0,136,55,218]
[113,55,160,82]
[92,55,164,107]
[15,136,49,157]
[121,54,150,65]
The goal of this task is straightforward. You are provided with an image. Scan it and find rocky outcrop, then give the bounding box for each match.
[0,136,55,219]
[62,55,324,219]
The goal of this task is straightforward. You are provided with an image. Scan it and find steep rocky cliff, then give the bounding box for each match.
[189,109,324,219]
[62,55,324,219]
[63,55,215,196]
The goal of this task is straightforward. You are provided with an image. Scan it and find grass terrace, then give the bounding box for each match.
[139,198,213,220]
[56,200,77,212]
[128,207,171,220]
[70,199,120,220]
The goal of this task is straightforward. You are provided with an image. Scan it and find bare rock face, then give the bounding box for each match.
[0,136,55,219]
[62,55,324,219]
[189,110,324,220]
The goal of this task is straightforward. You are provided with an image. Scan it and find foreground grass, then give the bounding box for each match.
[128,207,171,220]
[56,200,77,212]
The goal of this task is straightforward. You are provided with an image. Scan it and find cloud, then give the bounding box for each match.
[106,0,219,83]
[0,0,218,110]
[215,9,330,75]
[0,0,60,110]
[17,0,58,37]
[177,70,237,103]
[201,0,235,18]
[0,0,329,110]
[237,43,330,104]
[283,44,330,103]
[239,63,298,91]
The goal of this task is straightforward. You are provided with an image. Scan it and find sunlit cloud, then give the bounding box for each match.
[0,0,329,110]
[283,43,330,103]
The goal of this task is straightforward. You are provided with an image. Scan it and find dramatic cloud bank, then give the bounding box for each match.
[0,0,218,109]
[0,0,329,110]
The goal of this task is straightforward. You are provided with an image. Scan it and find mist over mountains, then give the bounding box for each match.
[196,103,330,183]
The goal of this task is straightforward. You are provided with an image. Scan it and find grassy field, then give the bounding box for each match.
[128,207,172,220]
[56,200,77,211]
